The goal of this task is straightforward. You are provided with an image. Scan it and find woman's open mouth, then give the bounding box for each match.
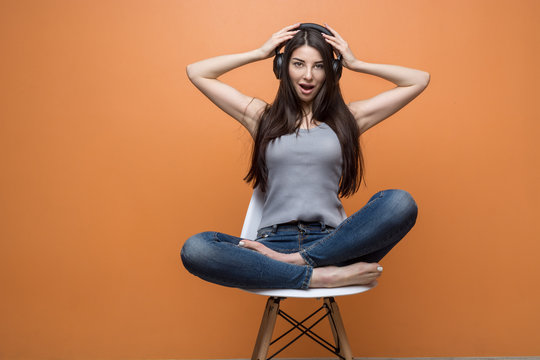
[299,83,316,95]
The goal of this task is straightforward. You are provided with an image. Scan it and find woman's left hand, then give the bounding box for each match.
[321,23,358,70]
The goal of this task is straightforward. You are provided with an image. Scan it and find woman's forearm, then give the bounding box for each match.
[186,49,266,80]
[349,60,430,87]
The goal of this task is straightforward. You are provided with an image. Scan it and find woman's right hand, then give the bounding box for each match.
[258,23,300,59]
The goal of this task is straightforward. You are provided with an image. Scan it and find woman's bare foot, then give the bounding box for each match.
[239,240,382,287]
[310,262,383,288]
[239,239,306,265]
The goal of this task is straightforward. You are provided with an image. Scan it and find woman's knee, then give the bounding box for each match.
[180,231,215,270]
[384,189,418,224]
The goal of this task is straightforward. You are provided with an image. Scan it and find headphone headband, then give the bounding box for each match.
[273,23,342,79]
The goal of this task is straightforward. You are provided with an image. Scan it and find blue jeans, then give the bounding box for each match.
[181,189,417,289]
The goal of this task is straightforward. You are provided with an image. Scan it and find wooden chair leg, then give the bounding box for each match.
[324,297,353,360]
[251,297,281,360]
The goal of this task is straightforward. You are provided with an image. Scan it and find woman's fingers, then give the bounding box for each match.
[322,32,345,49]
[322,23,348,53]
[282,22,301,32]
[324,23,344,40]
[322,34,339,46]
[273,23,300,45]
[260,24,299,58]
[275,23,300,38]
[322,34,345,56]
[321,24,356,68]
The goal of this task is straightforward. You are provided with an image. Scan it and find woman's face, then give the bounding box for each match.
[288,45,326,105]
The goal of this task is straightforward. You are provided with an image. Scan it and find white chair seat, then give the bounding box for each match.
[242,282,376,298]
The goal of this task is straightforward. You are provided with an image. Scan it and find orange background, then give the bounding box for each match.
[1,0,539,359]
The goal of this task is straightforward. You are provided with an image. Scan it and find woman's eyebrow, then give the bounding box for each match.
[291,57,324,63]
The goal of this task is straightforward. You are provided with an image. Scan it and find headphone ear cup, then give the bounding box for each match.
[273,53,283,79]
[333,59,342,80]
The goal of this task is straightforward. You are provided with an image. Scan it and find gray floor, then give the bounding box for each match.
[219,357,540,360]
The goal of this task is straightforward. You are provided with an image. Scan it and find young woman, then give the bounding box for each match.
[181,23,430,289]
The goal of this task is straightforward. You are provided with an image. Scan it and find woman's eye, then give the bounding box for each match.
[315,64,324,69]
[293,62,303,67]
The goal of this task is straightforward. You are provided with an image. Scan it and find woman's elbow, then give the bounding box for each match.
[186,63,196,81]
[421,71,431,88]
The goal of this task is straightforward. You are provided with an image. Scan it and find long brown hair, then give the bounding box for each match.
[244,27,364,198]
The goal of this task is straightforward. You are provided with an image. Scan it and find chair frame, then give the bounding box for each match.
[251,296,353,360]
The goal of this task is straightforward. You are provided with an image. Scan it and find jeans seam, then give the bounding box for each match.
[299,249,316,267]
[301,265,313,289]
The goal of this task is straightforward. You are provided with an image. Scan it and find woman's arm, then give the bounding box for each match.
[186,24,300,138]
[186,50,266,137]
[323,24,430,134]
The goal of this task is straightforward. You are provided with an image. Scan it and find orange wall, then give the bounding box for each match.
[1,0,539,358]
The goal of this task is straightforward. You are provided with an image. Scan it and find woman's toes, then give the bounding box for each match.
[359,263,382,275]
[310,262,385,288]
[344,262,383,284]
[239,239,258,250]
[239,240,281,259]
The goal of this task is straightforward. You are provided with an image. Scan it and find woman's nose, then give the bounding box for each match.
[303,67,313,80]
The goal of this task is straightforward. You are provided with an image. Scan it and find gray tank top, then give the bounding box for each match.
[258,122,347,230]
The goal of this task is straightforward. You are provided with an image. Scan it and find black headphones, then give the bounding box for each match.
[273,23,343,80]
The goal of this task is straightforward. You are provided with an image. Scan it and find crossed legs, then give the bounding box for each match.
[181,189,417,289]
